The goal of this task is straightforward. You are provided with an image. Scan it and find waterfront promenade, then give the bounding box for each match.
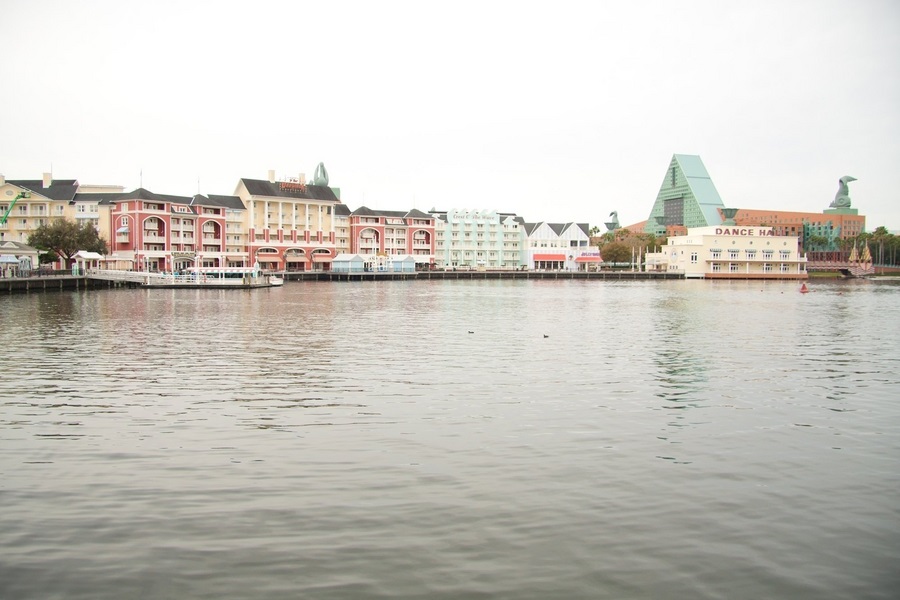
[1,269,681,293]
[285,270,682,282]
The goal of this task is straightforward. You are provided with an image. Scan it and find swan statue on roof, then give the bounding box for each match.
[829,176,856,208]
[312,162,329,186]
[605,211,620,231]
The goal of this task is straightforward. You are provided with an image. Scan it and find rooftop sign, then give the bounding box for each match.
[714,227,776,236]
[279,181,307,193]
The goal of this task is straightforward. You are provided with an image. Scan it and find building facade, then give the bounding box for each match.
[729,207,865,250]
[523,222,595,270]
[1,173,77,244]
[348,206,436,266]
[104,189,244,272]
[431,209,525,269]
[644,155,726,237]
[233,171,341,271]
[646,225,808,279]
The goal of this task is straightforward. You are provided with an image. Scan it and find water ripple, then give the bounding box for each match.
[1,280,899,599]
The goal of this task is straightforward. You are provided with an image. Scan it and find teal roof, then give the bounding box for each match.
[673,154,710,178]
[644,154,725,234]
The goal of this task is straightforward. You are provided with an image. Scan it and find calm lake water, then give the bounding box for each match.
[1,279,898,599]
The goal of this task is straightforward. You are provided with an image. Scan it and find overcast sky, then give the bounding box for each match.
[2,0,898,230]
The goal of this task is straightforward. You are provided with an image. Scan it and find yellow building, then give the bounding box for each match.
[1,173,124,249]
[233,169,342,271]
[1,173,75,244]
[645,225,808,279]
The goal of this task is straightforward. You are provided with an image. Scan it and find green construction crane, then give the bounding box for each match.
[1,191,31,225]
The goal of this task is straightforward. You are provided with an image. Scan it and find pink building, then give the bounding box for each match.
[349,206,435,266]
[104,189,244,272]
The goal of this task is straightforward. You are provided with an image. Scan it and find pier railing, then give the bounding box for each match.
[86,270,252,286]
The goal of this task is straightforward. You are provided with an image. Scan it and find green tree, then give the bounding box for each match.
[600,241,631,264]
[804,235,828,252]
[871,226,890,265]
[28,219,108,266]
[886,232,899,266]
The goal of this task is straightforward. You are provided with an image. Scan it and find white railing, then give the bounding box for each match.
[86,269,259,286]
[88,269,161,284]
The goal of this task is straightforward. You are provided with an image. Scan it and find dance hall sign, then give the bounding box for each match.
[714,227,776,237]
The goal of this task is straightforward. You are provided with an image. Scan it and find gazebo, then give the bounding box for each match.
[0,240,40,277]
[72,250,105,275]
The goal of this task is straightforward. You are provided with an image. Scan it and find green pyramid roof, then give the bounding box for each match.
[644,154,725,235]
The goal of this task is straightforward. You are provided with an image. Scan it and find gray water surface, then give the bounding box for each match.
[1,279,898,599]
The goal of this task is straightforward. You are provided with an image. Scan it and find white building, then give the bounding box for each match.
[523,222,596,270]
[431,209,524,269]
[645,225,808,279]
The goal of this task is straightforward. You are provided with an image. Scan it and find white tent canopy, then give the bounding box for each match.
[72,251,104,260]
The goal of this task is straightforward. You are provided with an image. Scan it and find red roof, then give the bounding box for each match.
[575,256,602,262]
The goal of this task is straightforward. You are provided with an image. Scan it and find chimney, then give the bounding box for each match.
[299,173,306,185]
[267,169,276,183]
[0,174,5,186]
[43,172,52,188]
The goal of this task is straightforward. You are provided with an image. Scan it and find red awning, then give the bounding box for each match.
[575,256,603,262]
[533,254,566,261]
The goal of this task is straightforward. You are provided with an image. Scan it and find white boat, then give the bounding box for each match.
[268,275,284,286]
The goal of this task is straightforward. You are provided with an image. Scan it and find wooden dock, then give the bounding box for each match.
[283,270,682,282]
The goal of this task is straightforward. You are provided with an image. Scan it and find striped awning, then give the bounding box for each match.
[533,254,566,261]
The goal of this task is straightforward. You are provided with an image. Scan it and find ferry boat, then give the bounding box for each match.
[87,266,281,289]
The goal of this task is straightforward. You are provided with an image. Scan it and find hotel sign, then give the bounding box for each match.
[715,227,776,236]
[172,251,196,259]
[279,181,307,193]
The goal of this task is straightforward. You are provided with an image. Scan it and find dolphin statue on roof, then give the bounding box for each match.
[830,176,856,208]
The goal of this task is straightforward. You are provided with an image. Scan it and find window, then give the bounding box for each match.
[729,263,739,272]
[712,263,721,272]
[764,263,773,272]
[711,251,721,260]
[780,264,790,272]
[729,250,740,260]
[690,252,698,264]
